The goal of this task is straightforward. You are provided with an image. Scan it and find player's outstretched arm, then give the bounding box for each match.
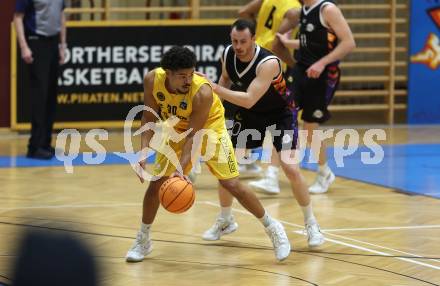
[238,0,262,19]
[178,84,213,175]
[320,5,356,65]
[272,8,300,67]
[276,32,300,50]
[214,59,279,109]
[137,70,160,182]
[307,5,356,78]
[140,71,160,152]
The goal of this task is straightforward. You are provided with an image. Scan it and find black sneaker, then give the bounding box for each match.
[26,148,54,160]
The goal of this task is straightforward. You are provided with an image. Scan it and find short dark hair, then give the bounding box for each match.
[160,46,196,71]
[231,18,256,36]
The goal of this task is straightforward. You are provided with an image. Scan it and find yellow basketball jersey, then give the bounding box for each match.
[152,68,225,133]
[255,0,302,51]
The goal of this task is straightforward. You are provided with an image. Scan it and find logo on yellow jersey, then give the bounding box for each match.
[179,101,187,110]
[157,92,165,101]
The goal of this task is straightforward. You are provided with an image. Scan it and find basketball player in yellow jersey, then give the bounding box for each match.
[238,0,301,194]
[125,46,291,263]
[239,0,301,67]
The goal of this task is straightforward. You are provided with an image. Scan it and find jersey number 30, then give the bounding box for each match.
[167,104,177,115]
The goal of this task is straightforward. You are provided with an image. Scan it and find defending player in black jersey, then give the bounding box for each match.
[202,19,325,249]
[278,0,355,194]
[237,0,301,194]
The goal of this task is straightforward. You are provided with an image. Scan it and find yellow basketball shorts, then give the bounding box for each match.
[153,129,239,180]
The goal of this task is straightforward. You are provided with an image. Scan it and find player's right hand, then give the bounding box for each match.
[170,171,192,184]
[22,47,33,64]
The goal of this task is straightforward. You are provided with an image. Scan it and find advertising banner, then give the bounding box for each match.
[11,21,231,130]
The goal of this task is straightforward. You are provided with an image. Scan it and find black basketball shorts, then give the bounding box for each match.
[286,63,341,124]
[228,108,299,152]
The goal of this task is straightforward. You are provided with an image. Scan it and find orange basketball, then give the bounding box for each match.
[159,177,195,213]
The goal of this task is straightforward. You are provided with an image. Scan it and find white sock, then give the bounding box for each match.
[318,162,331,175]
[259,211,274,227]
[266,166,279,178]
[140,222,151,233]
[301,204,316,225]
[220,207,232,220]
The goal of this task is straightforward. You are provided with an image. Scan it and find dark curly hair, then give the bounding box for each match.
[231,18,256,36]
[160,46,197,71]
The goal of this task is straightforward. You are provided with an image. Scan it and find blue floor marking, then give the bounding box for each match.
[0,153,156,169]
[300,144,440,199]
[1,144,439,199]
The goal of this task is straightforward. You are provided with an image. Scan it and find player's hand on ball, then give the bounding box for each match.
[170,171,192,184]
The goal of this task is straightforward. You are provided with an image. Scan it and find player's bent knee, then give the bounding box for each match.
[219,178,242,197]
[219,178,238,191]
[283,166,302,182]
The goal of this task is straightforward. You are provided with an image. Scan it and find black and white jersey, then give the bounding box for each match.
[294,0,339,67]
[222,44,288,113]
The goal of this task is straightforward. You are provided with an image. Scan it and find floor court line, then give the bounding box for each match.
[291,225,440,269]
[308,235,440,271]
[201,201,440,271]
[294,230,440,265]
[323,225,440,232]
[0,201,222,211]
[2,200,439,270]
[0,202,141,211]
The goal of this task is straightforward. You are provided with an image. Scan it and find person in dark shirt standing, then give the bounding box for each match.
[14,0,67,159]
[278,0,355,193]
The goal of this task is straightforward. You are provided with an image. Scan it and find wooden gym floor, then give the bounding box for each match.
[0,126,439,286]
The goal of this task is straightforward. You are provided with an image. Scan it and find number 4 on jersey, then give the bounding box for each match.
[264,6,276,29]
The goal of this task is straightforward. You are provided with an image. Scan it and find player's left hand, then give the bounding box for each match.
[276,32,290,47]
[170,171,192,184]
[306,61,325,79]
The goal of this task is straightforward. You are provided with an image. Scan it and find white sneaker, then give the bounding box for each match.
[306,221,325,248]
[309,170,335,194]
[202,216,238,241]
[248,176,280,194]
[126,231,153,262]
[238,162,262,178]
[265,220,291,261]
